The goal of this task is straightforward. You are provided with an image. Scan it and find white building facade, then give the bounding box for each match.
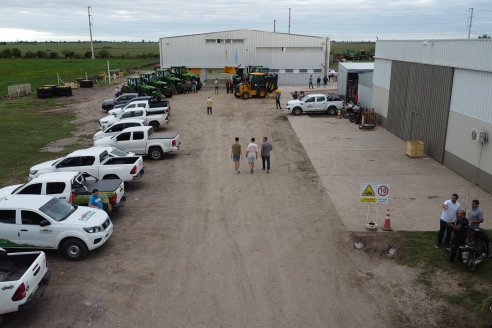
[372,39,492,192]
[159,29,329,85]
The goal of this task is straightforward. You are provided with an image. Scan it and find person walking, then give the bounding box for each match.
[308,75,313,89]
[114,86,120,98]
[191,79,197,93]
[275,91,282,109]
[206,96,213,115]
[246,138,258,174]
[231,137,242,174]
[260,137,273,173]
[436,193,461,250]
[316,76,321,88]
[89,189,103,210]
[448,210,469,263]
[214,78,219,94]
[323,76,328,87]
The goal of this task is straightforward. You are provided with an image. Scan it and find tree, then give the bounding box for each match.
[24,50,36,58]
[62,49,75,58]
[36,50,48,58]
[49,51,59,59]
[97,49,111,59]
[12,48,22,58]
[0,48,13,58]
[84,51,92,58]
[478,34,491,39]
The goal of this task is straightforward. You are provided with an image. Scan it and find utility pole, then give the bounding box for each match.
[467,7,474,39]
[88,6,95,60]
[288,8,291,34]
[274,19,276,32]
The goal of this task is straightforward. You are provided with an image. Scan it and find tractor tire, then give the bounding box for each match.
[257,87,267,98]
[79,80,94,88]
[176,83,185,94]
[242,92,250,100]
[54,86,72,97]
[196,82,203,91]
[162,88,173,98]
[36,87,55,99]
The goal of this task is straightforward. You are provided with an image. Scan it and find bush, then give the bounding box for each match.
[49,51,59,59]
[24,50,36,58]
[62,50,75,58]
[36,50,48,58]
[97,49,111,59]
[12,48,22,58]
[0,48,13,58]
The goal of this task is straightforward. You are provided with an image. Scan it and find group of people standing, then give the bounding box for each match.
[231,137,273,174]
[436,193,485,263]
[184,79,199,94]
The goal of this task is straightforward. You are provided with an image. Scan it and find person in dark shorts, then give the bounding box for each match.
[231,137,242,173]
[260,137,273,173]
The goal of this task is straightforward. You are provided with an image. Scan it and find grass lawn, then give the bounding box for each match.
[0,58,157,96]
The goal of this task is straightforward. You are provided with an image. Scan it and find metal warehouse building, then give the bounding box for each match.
[159,29,329,85]
[337,62,374,107]
[372,39,492,192]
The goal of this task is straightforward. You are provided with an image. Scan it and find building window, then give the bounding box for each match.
[269,69,279,73]
[205,39,216,43]
[285,69,293,73]
[313,69,322,73]
[299,69,308,73]
[232,39,244,43]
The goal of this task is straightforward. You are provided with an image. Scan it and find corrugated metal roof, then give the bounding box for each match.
[338,62,374,72]
[160,29,325,40]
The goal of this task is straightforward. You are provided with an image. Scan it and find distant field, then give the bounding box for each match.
[0,41,159,57]
[331,42,375,55]
[0,58,157,96]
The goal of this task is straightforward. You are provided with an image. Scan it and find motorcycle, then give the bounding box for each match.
[342,102,360,122]
[459,228,490,271]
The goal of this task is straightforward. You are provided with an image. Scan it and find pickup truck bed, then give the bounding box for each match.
[149,132,179,140]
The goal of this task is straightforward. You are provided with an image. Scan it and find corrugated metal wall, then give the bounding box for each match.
[373,59,392,89]
[386,61,454,162]
[358,72,373,107]
[450,69,492,123]
[337,64,348,96]
[376,39,492,73]
[278,73,316,86]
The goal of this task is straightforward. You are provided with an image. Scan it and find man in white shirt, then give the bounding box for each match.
[436,193,461,249]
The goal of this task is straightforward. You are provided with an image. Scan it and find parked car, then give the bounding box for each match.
[100,103,169,132]
[0,171,126,212]
[94,126,181,160]
[0,195,113,260]
[93,118,145,141]
[101,93,139,111]
[284,93,344,115]
[0,249,50,315]
[29,147,144,182]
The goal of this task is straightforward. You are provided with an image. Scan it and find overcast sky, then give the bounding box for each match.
[1,0,491,42]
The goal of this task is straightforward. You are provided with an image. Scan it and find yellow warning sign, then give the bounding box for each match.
[360,198,378,203]
[361,185,375,196]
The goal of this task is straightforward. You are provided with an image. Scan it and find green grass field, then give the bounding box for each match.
[0,41,159,57]
[0,58,157,96]
[331,42,375,56]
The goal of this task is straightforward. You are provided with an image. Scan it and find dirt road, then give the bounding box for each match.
[3,86,439,327]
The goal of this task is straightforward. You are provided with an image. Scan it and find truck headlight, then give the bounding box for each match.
[84,226,102,233]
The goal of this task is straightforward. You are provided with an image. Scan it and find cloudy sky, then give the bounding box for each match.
[1,0,491,41]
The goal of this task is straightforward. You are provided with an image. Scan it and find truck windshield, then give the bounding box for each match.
[39,198,76,222]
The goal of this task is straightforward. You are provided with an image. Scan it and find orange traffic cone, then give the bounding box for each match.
[383,208,392,231]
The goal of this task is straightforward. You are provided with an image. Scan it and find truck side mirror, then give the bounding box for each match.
[39,220,51,227]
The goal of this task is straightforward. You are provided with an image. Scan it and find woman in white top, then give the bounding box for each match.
[246,138,258,174]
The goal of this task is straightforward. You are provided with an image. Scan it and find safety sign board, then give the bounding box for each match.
[360,183,390,204]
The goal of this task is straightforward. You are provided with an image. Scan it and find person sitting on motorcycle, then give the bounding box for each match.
[448,210,469,263]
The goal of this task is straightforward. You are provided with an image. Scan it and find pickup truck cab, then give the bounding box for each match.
[108,99,170,116]
[94,126,181,160]
[101,93,139,111]
[0,171,126,212]
[100,102,169,131]
[0,195,113,260]
[0,249,50,315]
[285,93,344,115]
[93,118,145,141]
[29,147,144,182]
[110,96,166,112]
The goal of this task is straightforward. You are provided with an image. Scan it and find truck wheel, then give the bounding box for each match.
[149,121,160,131]
[327,106,337,115]
[242,92,250,100]
[103,174,119,180]
[293,107,302,116]
[61,238,88,261]
[257,88,267,98]
[149,147,164,160]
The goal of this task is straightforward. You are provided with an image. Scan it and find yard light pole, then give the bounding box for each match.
[88,6,95,60]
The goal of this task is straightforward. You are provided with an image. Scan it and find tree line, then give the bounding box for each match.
[0,48,159,59]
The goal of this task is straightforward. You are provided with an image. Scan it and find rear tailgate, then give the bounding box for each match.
[0,251,50,315]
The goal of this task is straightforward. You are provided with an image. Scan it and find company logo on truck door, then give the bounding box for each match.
[79,211,96,222]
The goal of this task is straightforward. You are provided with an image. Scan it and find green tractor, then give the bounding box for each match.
[121,76,161,98]
[140,72,174,98]
[155,69,185,94]
[170,66,203,91]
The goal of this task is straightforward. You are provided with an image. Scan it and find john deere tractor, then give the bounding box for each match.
[140,72,174,98]
[121,76,161,98]
[155,69,185,94]
[170,66,202,91]
[234,72,278,99]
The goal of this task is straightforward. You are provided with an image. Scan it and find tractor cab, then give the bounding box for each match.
[234,72,278,99]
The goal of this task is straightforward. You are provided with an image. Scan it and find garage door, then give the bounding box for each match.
[386,61,454,162]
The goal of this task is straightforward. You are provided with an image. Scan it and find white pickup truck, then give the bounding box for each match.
[100,100,170,131]
[0,171,126,212]
[93,118,145,141]
[285,93,344,115]
[94,126,181,160]
[0,194,113,260]
[29,147,144,182]
[0,249,50,316]
[108,99,170,116]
